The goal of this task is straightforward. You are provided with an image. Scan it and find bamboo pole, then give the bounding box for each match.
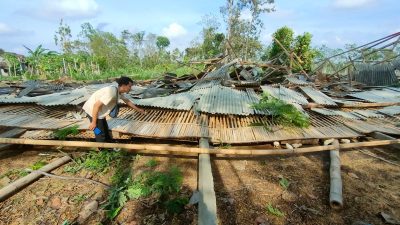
[0,156,71,202]
[0,138,398,156]
[328,140,343,209]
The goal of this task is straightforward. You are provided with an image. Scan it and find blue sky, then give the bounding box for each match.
[0,0,399,55]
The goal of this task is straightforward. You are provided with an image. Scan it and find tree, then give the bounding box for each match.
[268,26,294,63]
[220,0,274,60]
[293,32,316,72]
[133,31,145,66]
[54,19,73,54]
[156,36,170,51]
[24,45,57,76]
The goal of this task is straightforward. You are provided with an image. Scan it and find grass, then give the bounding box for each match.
[0,159,48,180]
[64,150,124,174]
[53,125,80,140]
[145,158,158,168]
[1,63,203,82]
[266,203,285,217]
[71,194,88,204]
[252,93,310,128]
[279,177,290,190]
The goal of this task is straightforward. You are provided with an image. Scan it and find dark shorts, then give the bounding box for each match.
[87,115,112,143]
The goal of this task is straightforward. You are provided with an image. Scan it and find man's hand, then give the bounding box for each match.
[89,122,96,130]
[138,108,146,114]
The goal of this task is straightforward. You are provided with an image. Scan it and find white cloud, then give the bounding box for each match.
[333,0,375,9]
[0,23,13,34]
[0,22,32,36]
[162,23,187,38]
[22,0,100,20]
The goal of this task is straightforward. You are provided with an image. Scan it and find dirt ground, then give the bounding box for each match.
[0,144,399,225]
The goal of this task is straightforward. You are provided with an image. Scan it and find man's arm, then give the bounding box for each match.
[89,100,104,130]
[122,98,145,114]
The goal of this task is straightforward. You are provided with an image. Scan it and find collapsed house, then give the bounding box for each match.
[0,58,399,146]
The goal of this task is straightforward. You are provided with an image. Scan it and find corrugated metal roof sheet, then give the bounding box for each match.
[132,92,197,110]
[378,105,400,116]
[353,63,397,86]
[300,86,337,106]
[311,108,361,120]
[196,85,268,115]
[191,63,232,90]
[352,109,384,118]
[286,77,310,86]
[261,85,309,105]
[348,89,400,103]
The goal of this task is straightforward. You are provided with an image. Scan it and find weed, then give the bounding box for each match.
[266,203,284,217]
[30,160,47,170]
[252,93,310,128]
[279,177,290,190]
[164,197,189,214]
[72,194,88,204]
[145,158,158,168]
[53,125,80,140]
[64,151,124,174]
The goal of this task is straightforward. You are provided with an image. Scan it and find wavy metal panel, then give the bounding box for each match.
[261,85,309,105]
[286,77,310,86]
[132,92,197,110]
[348,89,400,103]
[300,86,337,106]
[354,63,397,86]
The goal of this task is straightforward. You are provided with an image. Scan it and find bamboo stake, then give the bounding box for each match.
[0,156,71,202]
[328,140,343,209]
[0,138,398,156]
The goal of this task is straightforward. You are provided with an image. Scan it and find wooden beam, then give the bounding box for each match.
[0,128,26,151]
[369,132,400,150]
[0,138,399,156]
[198,138,217,225]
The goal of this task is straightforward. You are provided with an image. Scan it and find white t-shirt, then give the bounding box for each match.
[83,86,127,119]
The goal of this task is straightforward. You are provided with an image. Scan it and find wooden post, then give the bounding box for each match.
[198,138,217,225]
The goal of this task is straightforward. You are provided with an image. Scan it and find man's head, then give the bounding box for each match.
[116,76,134,93]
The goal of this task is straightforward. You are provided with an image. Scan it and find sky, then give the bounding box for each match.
[0,0,399,55]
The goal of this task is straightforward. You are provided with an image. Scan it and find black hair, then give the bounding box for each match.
[116,76,134,86]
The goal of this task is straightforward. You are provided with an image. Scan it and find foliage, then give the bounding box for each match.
[103,156,185,219]
[145,158,158,168]
[266,203,284,217]
[71,194,88,204]
[164,197,189,214]
[30,160,47,170]
[252,93,310,128]
[293,32,316,72]
[279,177,290,189]
[221,0,275,60]
[64,150,124,174]
[156,36,170,51]
[53,125,79,140]
[268,26,294,63]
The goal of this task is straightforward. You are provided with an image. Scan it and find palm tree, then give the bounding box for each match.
[24,45,58,75]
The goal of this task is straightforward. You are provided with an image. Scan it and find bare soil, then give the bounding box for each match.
[0,145,399,225]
